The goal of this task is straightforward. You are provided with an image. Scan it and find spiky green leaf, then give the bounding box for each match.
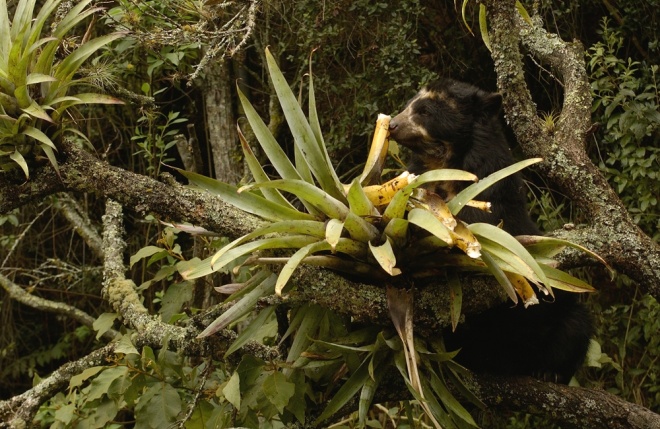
[448,158,542,215]
[175,168,314,222]
[265,48,345,201]
[197,273,277,338]
[469,222,550,289]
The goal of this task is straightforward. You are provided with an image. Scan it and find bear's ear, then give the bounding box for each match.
[480,92,503,116]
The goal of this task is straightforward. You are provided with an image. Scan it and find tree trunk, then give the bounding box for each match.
[203,57,243,184]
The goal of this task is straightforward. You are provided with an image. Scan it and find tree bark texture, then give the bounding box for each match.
[483,0,660,297]
[203,57,243,184]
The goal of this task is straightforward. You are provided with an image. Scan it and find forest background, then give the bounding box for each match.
[0,0,659,428]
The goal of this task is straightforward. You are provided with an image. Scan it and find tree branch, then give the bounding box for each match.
[483,0,660,298]
[0,141,266,240]
[468,374,660,429]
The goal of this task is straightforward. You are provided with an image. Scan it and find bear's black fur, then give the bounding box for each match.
[389,78,593,383]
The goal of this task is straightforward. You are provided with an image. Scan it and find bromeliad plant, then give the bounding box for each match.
[174,48,600,427]
[0,0,123,178]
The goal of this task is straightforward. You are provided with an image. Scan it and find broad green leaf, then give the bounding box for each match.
[285,305,325,374]
[382,184,415,221]
[460,0,473,35]
[54,1,98,39]
[38,143,59,175]
[0,0,10,66]
[49,33,124,99]
[25,72,56,85]
[134,383,182,429]
[383,217,409,248]
[223,372,241,409]
[69,366,105,390]
[265,47,345,201]
[392,352,450,429]
[307,51,324,148]
[408,208,453,245]
[263,372,295,413]
[25,0,61,51]
[197,273,277,338]
[383,169,476,222]
[412,169,478,187]
[426,364,478,427]
[22,126,55,148]
[522,235,610,269]
[9,0,36,41]
[20,99,52,122]
[293,140,315,187]
[343,211,380,242]
[225,306,276,357]
[368,238,401,276]
[92,312,117,340]
[479,237,541,284]
[130,245,164,268]
[160,282,193,322]
[115,334,139,355]
[87,366,129,403]
[175,167,315,222]
[449,158,542,215]
[516,1,533,25]
[359,357,386,426]
[50,93,124,121]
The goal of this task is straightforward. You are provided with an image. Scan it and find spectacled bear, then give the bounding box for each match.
[389,79,593,383]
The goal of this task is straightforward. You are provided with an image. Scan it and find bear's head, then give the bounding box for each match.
[389,79,503,171]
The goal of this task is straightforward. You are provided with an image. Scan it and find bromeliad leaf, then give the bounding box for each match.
[240,179,348,220]
[181,235,321,280]
[448,158,542,215]
[197,273,277,338]
[265,47,345,202]
[408,208,453,245]
[238,126,297,209]
[469,222,550,292]
[369,239,401,276]
[276,240,331,295]
[210,220,326,267]
[176,168,315,222]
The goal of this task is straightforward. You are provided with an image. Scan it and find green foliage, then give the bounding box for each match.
[132,109,187,177]
[1,326,92,380]
[588,18,660,242]
[595,292,660,410]
[0,0,123,178]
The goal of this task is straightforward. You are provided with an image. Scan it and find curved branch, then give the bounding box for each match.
[483,0,660,298]
[0,273,118,341]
